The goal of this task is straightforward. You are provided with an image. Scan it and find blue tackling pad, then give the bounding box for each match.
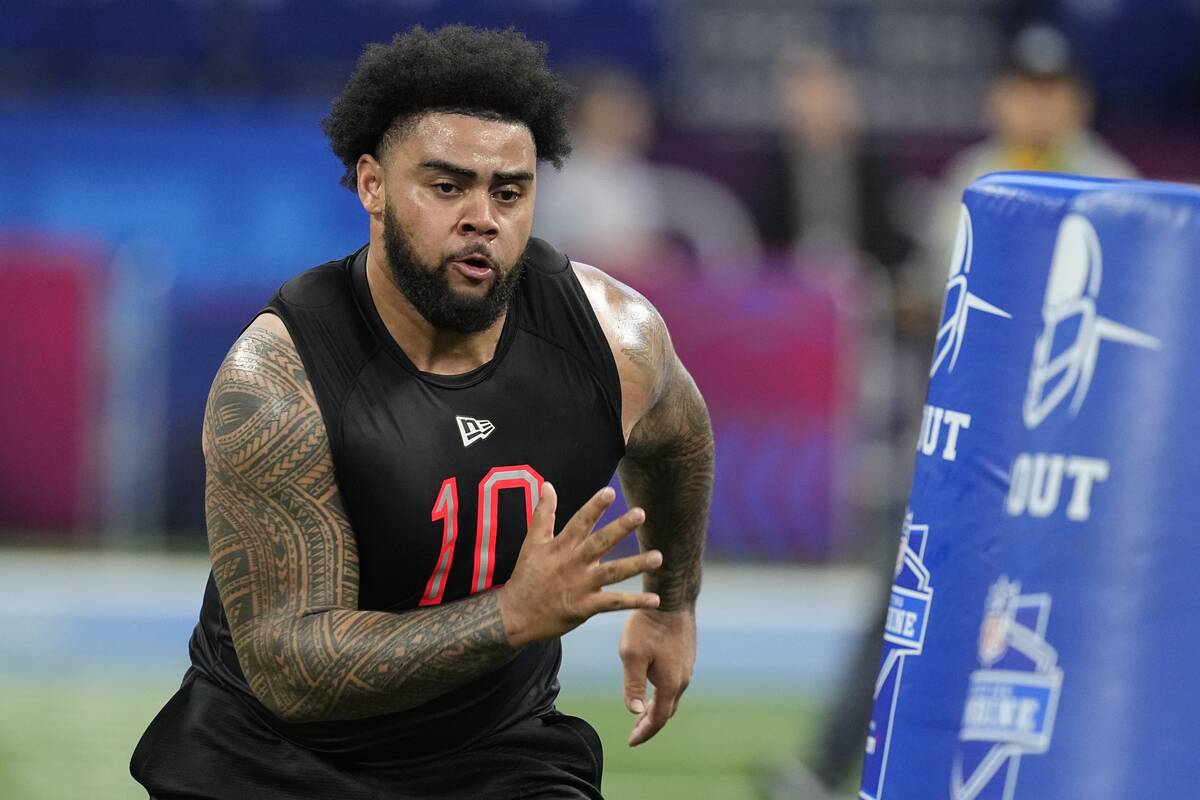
[859,172,1200,800]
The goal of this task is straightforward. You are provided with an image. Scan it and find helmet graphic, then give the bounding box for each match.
[1023,214,1161,429]
[931,205,1012,377]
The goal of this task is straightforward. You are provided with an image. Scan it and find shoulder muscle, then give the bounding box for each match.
[572,262,674,439]
[203,314,358,641]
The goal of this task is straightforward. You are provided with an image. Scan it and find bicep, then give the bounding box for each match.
[203,315,358,657]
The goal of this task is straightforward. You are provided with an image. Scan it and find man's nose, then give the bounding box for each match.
[457,190,499,239]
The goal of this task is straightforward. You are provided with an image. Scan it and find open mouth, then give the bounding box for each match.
[458,255,492,271]
[452,254,494,280]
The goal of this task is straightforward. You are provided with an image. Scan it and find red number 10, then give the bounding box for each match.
[420,464,544,606]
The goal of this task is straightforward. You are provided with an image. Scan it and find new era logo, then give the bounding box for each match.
[456,415,495,447]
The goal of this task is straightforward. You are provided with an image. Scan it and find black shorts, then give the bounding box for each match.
[132,671,604,799]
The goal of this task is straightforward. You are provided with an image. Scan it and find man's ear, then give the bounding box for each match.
[357,154,384,215]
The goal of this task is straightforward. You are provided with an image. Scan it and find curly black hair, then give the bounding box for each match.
[323,25,573,190]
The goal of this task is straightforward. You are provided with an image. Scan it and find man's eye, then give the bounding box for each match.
[434,182,459,194]
[494,190,521,202]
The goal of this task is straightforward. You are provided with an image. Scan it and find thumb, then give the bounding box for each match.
[622,652,649,715]
[530,482,557,541]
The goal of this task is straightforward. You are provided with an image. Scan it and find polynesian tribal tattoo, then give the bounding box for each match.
[204,326,515,723]
[615,306,714,614]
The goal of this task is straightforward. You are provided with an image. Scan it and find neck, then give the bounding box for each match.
[365,243,508,375]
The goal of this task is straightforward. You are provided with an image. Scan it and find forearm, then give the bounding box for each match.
[203,324,521,724]
[618,374,713,612]
[248,591,516,723]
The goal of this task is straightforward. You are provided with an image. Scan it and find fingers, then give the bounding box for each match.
[581,506,645,559]
[528,481,558,541]
[622,651,648,716]
[560,486,616,541]
[594,550,662,588]
[627,699,658,746]
[628,684,685,747]
[628,698,667,746]
[585,591,660,616]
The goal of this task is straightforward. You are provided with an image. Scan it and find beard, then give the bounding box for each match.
[381,205,524,334]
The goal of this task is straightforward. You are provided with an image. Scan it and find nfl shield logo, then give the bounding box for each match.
[978,612,1008,667]
[978,577,1019,666]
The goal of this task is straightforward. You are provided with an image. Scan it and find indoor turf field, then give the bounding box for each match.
[0,551,872,799]
[0,680,817,800]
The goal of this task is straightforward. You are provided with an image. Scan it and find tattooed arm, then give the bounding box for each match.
[206,314,658,724]
[205,315,516,723]
[574,264,715,746]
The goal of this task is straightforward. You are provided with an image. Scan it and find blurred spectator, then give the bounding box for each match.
[759,37,1146,799]
[755,51,915,550]
[755,52,913,275]
[756,53,918,800]
[906,23,1138,311]
[534,66,760,279]
[755,50,918,561]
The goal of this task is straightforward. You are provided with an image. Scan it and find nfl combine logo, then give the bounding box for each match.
[860,511,934,800]
[952,577,1063,800]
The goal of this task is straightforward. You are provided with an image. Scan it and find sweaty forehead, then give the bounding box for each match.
[401,112,536,175]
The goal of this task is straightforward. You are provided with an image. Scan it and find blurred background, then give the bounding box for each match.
[2,0,1198,798]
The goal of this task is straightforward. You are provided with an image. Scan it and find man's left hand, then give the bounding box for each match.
[618,607,696,746]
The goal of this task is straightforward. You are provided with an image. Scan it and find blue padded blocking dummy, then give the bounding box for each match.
[860,173,1200,800]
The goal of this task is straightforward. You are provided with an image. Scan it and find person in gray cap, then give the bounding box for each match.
[904,23,1137,315]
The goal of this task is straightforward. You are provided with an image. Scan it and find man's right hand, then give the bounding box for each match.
[496,483,662,648]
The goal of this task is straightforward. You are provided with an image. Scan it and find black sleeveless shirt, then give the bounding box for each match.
[187,238,625,763]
